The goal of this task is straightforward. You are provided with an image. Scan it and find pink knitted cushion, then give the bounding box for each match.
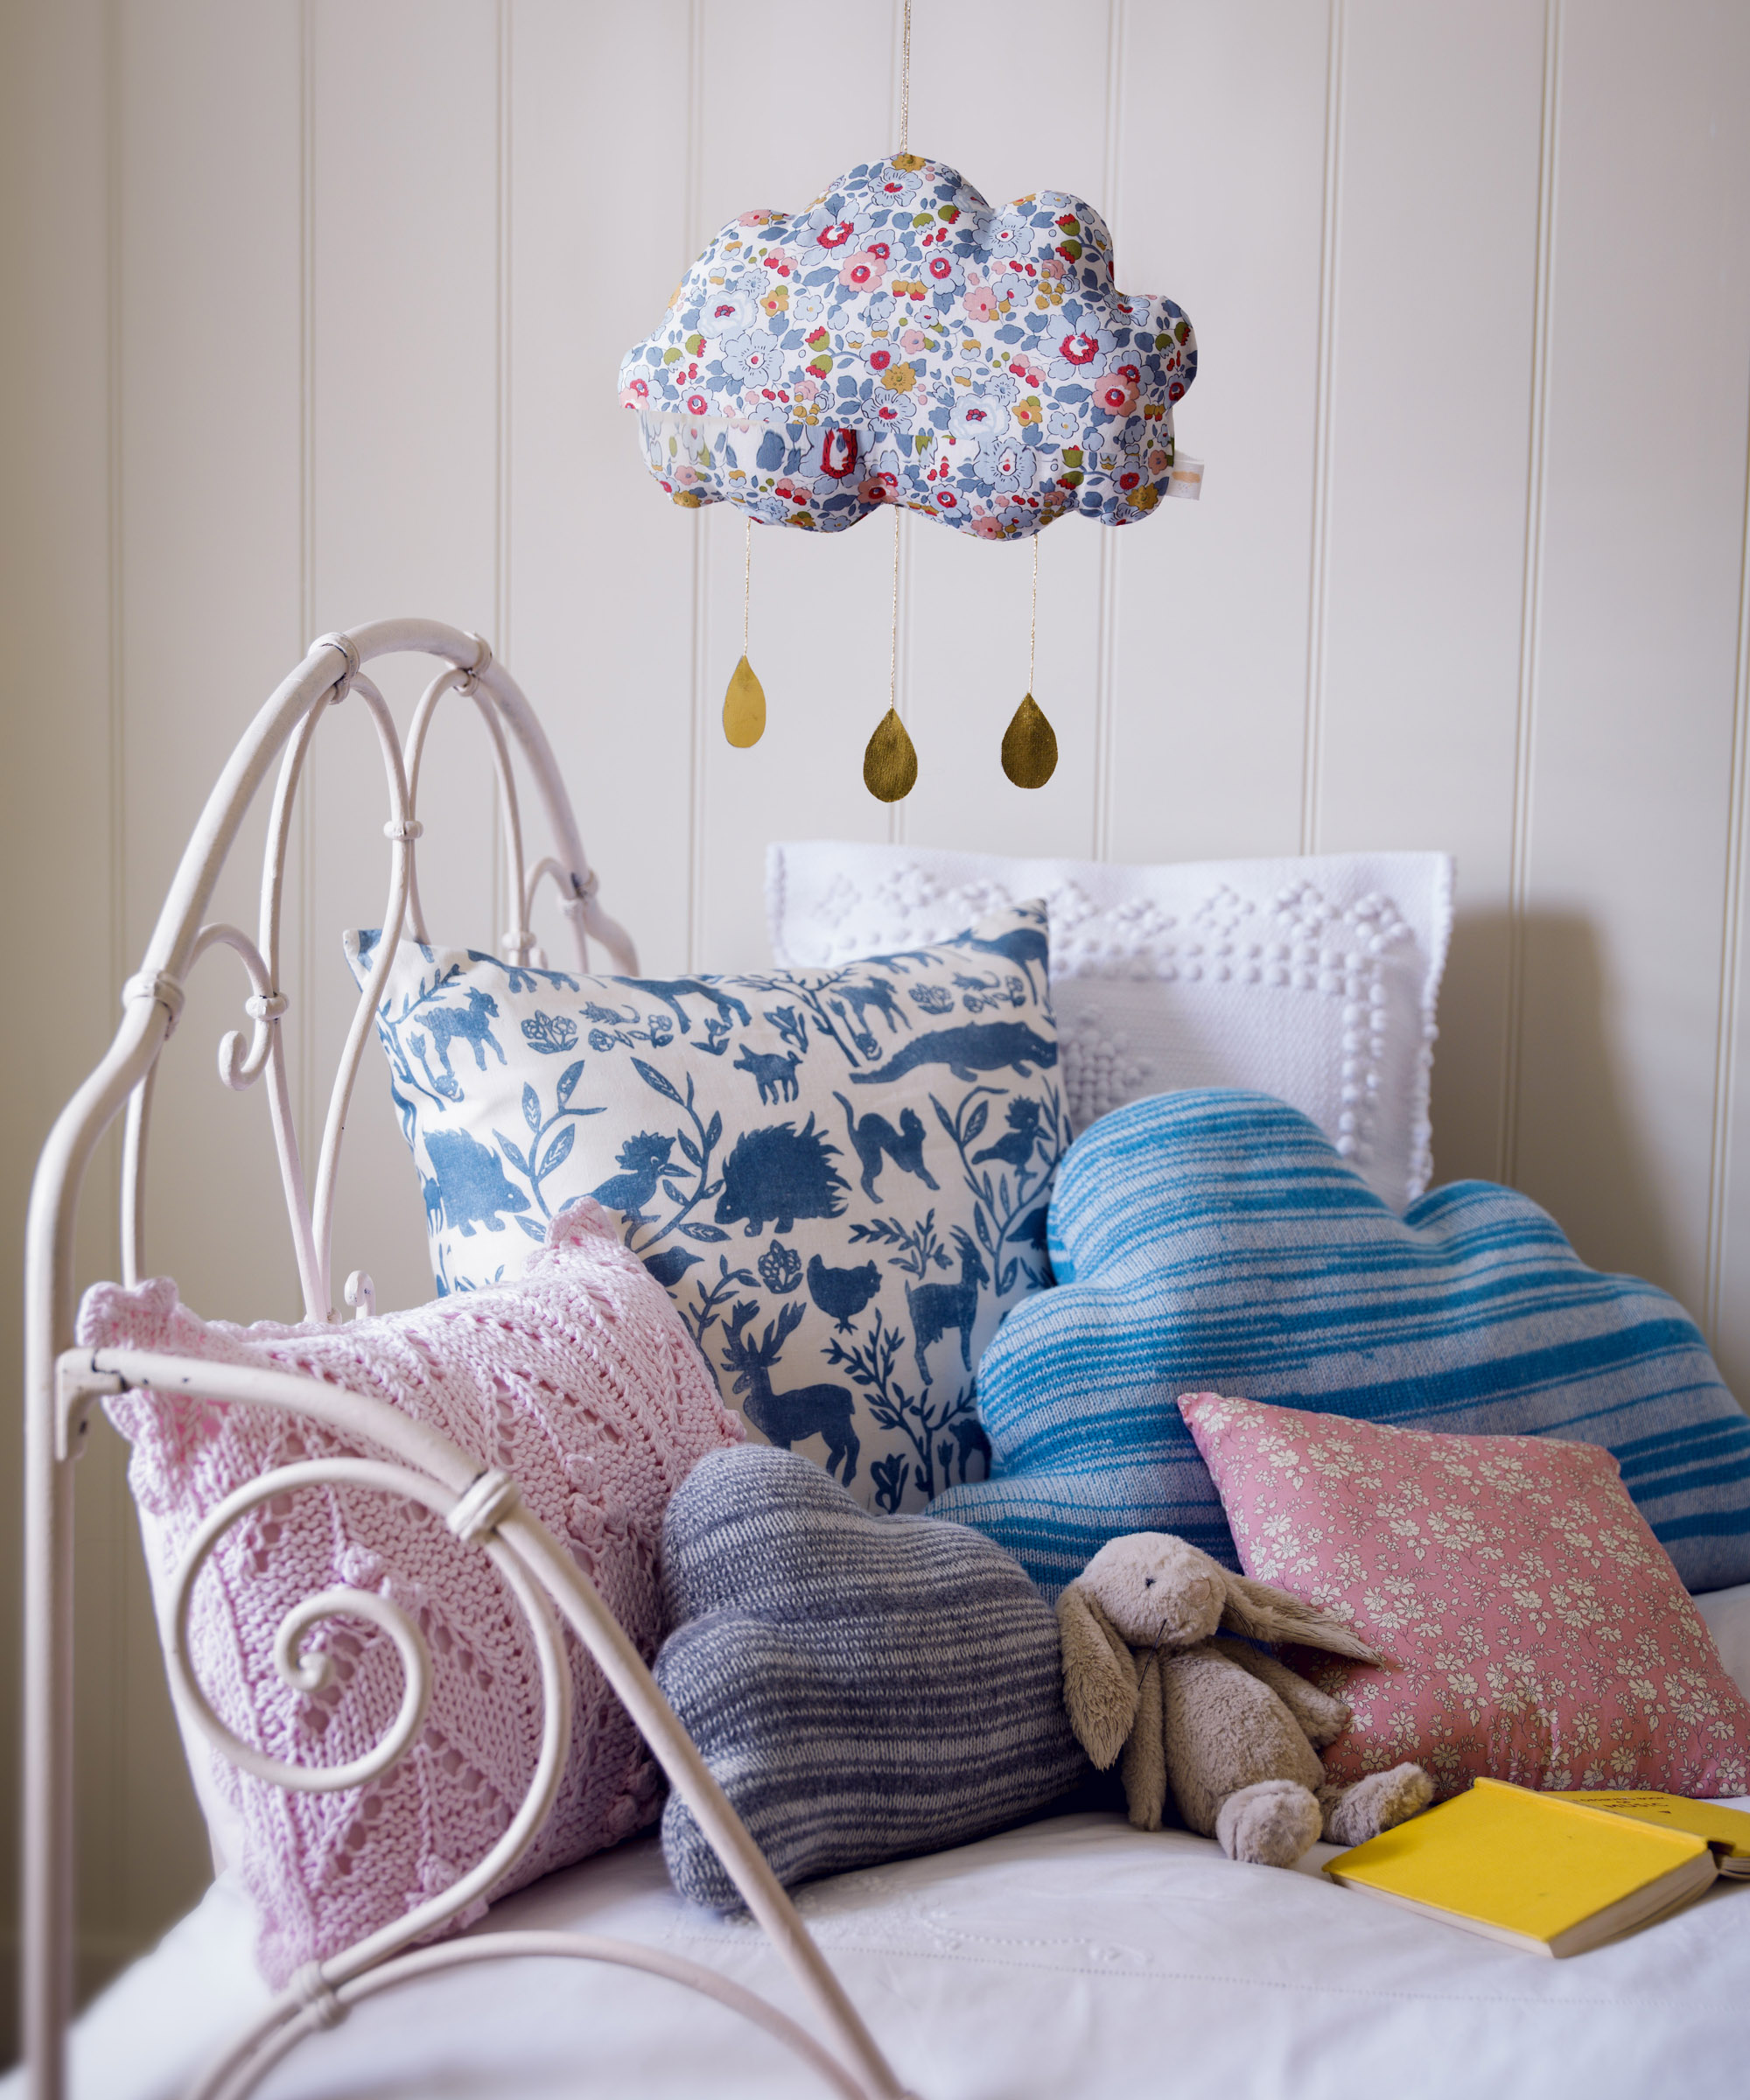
[80,1199,742,1986]
[1180,1391,1750,1800]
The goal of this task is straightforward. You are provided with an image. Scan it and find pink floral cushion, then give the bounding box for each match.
[1180,1391,1750,1800]
[80,1199,742,1986]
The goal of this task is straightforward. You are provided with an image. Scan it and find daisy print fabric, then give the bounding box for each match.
[1180,1392,1750,1801]
[618,153,1197,539]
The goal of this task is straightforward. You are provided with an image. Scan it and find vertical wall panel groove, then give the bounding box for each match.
[104,0,125,999]
[297,0,317,1160]
[492,0,513,945]
[1090,0,1127,861]
[1705,374,1750,1341]
[683,0,708,968]
[95,0,129,1978]
[1498,0,1562,1187]
[1300,0,1345,856]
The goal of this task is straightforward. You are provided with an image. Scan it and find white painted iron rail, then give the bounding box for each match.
[23,620,914,2100]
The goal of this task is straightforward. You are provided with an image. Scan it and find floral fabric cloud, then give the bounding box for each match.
[618,153,1198,539]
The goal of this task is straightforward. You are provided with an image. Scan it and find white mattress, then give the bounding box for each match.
[26,1581,1750,2100]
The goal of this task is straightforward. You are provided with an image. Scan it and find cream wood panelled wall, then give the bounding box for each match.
[3,0,1749,2052]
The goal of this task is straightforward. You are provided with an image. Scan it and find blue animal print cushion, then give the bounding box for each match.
[345,902,1065,1513]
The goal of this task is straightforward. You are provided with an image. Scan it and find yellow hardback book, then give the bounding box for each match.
[1548,1790,1750,1877]
[1324,1776,1718,1956]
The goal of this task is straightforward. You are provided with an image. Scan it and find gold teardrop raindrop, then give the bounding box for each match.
[1004,534,1058,788]
[864,705,919,802]
[864,503,917,802]
[723,655,765,746]
[1002,693,1058,788]
[723,518,766,746]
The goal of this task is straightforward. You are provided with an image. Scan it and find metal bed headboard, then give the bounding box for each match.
[23,620,913,2100]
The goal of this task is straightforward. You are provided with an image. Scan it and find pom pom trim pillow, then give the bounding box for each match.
[769,839,1452,1208]
[79,1200,742,1986]
[348,901,1065,1515]
[1181,1392,1750,1801]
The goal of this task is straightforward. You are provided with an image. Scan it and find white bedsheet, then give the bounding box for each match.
[24,1581,1750,2100]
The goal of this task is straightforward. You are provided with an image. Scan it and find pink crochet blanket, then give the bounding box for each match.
[80,1200,742,1985]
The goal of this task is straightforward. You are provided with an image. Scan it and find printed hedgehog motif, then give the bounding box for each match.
[715,1116,850,1236]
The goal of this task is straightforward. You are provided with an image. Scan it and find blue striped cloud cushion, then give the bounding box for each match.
[930,1090,1750,1596]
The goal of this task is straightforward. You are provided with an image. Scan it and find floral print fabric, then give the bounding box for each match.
[1180,1392,1750,1800]
[349,903,1065,1516]
[617,153,1196,538]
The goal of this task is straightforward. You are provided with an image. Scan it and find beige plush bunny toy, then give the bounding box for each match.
[1058,1532,1433,1867]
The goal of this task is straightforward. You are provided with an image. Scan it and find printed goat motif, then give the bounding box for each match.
[905,1228,990,1383]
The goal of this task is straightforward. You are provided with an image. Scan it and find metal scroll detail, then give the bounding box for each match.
[116,634,637,1326]
[25,621,906,2100]
[82,1353,906,2100]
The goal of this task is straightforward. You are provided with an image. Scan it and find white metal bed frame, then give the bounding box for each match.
[22,619,915,2100]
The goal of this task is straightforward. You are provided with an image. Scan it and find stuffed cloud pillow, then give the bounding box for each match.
[619,153,1197,538]
[931,1090,1750,1597]
[654,1445,1086,1908]
[771,839,1452,1209]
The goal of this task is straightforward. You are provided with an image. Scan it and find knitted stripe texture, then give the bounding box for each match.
[79,1198,742,1985]
[654,1444,1086,1910]
[930,1090,1750,1598]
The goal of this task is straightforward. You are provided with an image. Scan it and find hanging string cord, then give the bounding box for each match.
[1029,534,1040,694]
[742,515,752,656]
[899,0,912,155]
[889,503,903,716]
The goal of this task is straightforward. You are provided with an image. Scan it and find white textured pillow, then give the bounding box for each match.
[768,843,1452,1208]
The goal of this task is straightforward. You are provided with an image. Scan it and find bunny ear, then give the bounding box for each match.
[1056,1585,1141,1768]
[1219,1572,1382,1663]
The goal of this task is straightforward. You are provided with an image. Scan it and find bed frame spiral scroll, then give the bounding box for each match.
[24,620,915,2100]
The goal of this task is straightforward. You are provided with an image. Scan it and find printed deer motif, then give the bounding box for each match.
[733,1041,804,1103]
[720,1299,860,1485]
[905,1228,990,1384]
[619,976,752,1037]
[836,979,909,1038]
[422,987,507,1084]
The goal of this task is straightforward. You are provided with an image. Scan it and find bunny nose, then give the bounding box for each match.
[1144,1578,1155,1588]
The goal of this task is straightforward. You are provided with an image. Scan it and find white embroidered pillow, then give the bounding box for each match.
[767,842,1452,1209]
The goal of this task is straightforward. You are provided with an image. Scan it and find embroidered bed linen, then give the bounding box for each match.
[32,1566,1750,2100]
[930,1090,1750,1596]
[76,1202,741,1986]
[348,902,1064,1513]
[767,838,1452,1208]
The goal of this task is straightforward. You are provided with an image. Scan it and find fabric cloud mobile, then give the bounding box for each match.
[619,153,1200,541]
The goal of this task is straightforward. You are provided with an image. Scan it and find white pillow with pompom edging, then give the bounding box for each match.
[767,842,1452,1210]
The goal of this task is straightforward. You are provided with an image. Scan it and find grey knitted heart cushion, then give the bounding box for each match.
[654,1444,1088,1908]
